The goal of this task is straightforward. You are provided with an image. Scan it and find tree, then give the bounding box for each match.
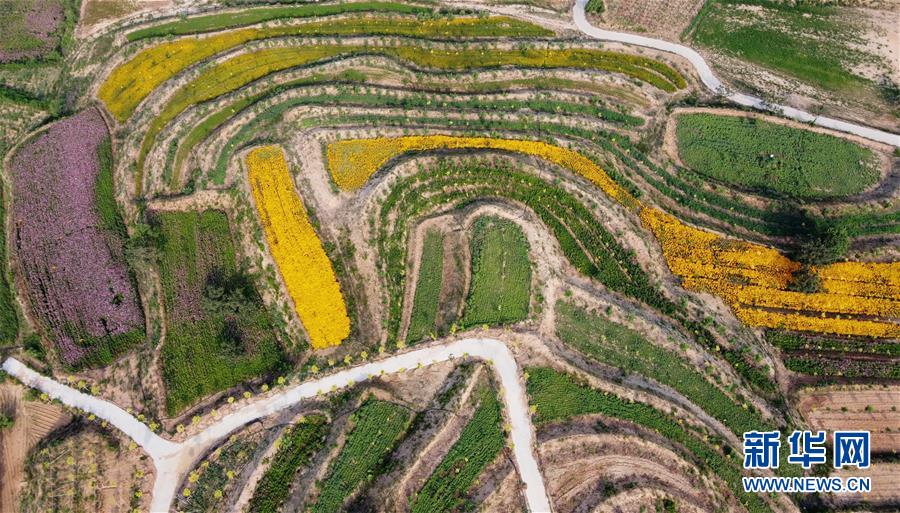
[794,221,849,266]
[0,413,13,430]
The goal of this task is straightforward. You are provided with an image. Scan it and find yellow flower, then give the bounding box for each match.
[247,146,350,349]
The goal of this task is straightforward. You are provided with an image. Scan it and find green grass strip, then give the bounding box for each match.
[406,229,444,343]
[126,2,432,40]
[411,387,505,512]
[526,367,773,513]
[461,216,531,327]
[310,399,412,513]
[556,301,764,436]
[248,415,329,513]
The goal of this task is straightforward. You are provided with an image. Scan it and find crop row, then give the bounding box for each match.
[555,301,766,437]
[103,14,548,121]
[135,42,679,194]
[183,74,895,240]
[245,145,349,349]
[766,330,899,357]
[187,82,642,188]
[248,415,329,513]
[641,207,900,338]
[126,1,433,40]
[179,431,265,512]
[309,399,412,513]
[526,367,774,513]
[327,135,638,207]
[460,216,532,327]
[782,353,900,380]
[376,159,664,343]
[410,387,505,512]
[406,229,444,343]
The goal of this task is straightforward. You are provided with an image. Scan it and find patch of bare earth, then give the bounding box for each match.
[592,0,706,40]
[539,432,724,512]
[831,463,900,507]
[77,0,173,38]
[0,383,71,513]
[797,385,900,453]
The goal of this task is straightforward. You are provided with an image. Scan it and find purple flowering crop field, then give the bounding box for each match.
[0,0,65,63]
[10,108,144,366]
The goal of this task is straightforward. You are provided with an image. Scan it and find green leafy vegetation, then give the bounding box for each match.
[526,367,774,513]
[309,399,412,513]
[556,301,764,436]
[692,0,881,92]
[585,0,605,15]
[126,2,434,40]
[411,387,505,512]
[406,230,444,343]
[768,330,900,379]
[461,217,531,327]
[156,210,286,414]
[375,160,666,343]
[0,183,18,344]
[94,137,126,238]
[675,113,878,200]
[248,416,328,513]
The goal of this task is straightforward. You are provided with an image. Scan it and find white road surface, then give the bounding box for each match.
[2,337,553,512]
[573,0,900,147]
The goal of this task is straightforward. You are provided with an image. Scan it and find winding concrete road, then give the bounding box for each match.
[2,337,553,513]
[572,0,900,147]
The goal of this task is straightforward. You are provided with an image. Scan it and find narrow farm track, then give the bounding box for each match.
[2,337,553,513]
[571,0,900,147]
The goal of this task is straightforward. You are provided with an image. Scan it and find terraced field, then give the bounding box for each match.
[0,1,896,512]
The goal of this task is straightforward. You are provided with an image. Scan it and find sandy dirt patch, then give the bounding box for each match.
[0,383,71,513]
[797,385,900,452]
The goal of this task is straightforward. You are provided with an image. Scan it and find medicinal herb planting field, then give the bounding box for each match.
[1,1,898,511]
[674,113,879,200]
[246,145,349,350]
[8,108,144,367]
[461,216,532,327]
[156,209,285,415]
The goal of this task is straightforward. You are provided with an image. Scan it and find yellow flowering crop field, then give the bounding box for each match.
[327,135,898,338]
[246,145,350,349]
[98,15,549,122]
[641,207,899,338]
[326,135,640,208]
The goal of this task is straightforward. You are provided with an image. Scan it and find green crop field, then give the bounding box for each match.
[157,210,286,414]
[125,2,432,40]
[555,301,764,436]
[461,216,531,327]
[411,387,505,512]
[526,367,774,513]
[406,230,445,343]
[248,416,328,513]
[691,0,882,93]
[675,113,878,199]
[309,399,412,513]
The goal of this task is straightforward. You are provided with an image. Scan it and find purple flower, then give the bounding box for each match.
[10,108,144,365]
[0,0,65,63]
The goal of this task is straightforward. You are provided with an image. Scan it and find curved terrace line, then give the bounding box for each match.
[572,0,900,148]
[2,337,553,513]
